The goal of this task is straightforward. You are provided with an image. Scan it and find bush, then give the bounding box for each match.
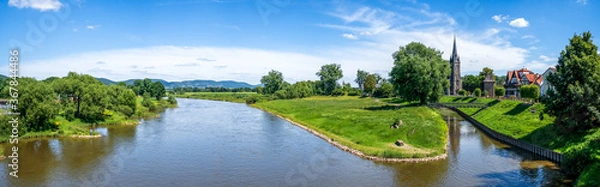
[495,86,505,97]
[473,88,482,97]
[117,106,134,117]
[458,89,467,96]
[332,87,345,96]
[246,95,259,104]
[347,88,361,96]
[167,95,178,105]
[482,90,488,97]
[274,90,289,100]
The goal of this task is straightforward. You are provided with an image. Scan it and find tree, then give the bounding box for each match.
[462,75,481,92]
[17,78,59,131]
[542,31,600,132]
[495,86,505,97]
[473,88,482,97]
[355,70,369,91]
[316,63,343,95]
[167,95,178,105]
[256,86,264,94]
[260,70,285,95]
[374,82,394,98]
[364,74,377,96]
[150,81,166,100]
[390,42,450,105]
[496,75,507,86]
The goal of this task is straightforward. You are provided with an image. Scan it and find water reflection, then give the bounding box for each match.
[0,99,570,186]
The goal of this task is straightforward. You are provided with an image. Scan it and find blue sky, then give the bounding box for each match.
[1,0,599,85]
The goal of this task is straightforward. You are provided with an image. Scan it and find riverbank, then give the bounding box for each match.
[441,96,600,186]
[253,96,448,161]
[174,92,263,103]
[0,98,176,144]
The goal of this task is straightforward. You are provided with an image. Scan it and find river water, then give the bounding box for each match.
[1,98,569,186]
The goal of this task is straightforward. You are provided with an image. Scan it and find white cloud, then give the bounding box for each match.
[521,35,534,39]
[342,33,358,40]
[539,55,553,62]
[509,18,529,28]
[491,14,510,23]
[8,0,62,11]
[86,25,101,29]
[72,28,78,32]
[577,0,588,5]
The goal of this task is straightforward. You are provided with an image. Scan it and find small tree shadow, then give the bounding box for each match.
[488,100,501,107]
[503,103,532,115]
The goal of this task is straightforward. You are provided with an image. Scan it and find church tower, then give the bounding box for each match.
[449,36,462,95]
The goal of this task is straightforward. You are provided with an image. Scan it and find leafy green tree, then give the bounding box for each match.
[390,42,450,105]
[142,92,155,111]
[473,88,482,97]
[256,86,264,94]
[108,85,138,117]
[17,78,59,131]
[150,81,166,100]
[374,82,394,98]
[316,63,343,95]
[495,86,505,97]
[260,70,285,95]
[364,74,377,96]
[355,70,369,91]
[542,32,600,131]
[54,72,104,119]
[293,81,314,98]
[462,75,481,92]
[79,84,109,122]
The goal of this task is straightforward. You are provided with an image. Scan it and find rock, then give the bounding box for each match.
[395,140,404,146]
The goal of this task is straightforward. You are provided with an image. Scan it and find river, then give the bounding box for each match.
[0,98,570,186]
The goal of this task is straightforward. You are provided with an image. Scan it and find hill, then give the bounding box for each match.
[96,78,258,89]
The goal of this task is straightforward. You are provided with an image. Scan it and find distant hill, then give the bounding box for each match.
[96,78,258,89]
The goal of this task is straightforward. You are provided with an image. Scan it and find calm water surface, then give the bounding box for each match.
[1,98,570,186]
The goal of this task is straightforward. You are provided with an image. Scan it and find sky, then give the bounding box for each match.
[1,0,599,85]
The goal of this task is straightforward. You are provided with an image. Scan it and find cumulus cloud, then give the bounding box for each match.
[342,33,358,40]
[509,18,529,28]
[539,55,553,62]
[8,0,62,11]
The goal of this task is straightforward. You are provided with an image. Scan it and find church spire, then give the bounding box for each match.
[452,35,458,57]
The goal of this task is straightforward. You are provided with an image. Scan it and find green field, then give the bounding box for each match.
[175,92,262,103]
[253,96,448,159]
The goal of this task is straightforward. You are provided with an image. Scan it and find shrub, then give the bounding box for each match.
[495,86,505,97]
[246,95,259,104]
[117,106,134,117]
[473,88,482,97]
[274,90,289,100]
[332,87,345,96]
[458,89,467,96]
[167,95,178,105]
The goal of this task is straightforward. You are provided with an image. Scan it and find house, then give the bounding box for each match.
[503,68,543,97]
[540,67,557,96]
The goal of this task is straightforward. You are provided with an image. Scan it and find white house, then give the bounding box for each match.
[540,67,557,96]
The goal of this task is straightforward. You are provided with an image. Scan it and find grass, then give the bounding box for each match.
[253,96,448,159]
[174,92,263,103]
[446,96,600,186]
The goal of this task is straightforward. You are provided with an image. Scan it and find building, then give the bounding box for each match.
[448,36,462,95]
[483,73,495,97]
[540,67,557,96]
[503,68,543,97]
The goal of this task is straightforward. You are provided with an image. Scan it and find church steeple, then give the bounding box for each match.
[449,35,462,95]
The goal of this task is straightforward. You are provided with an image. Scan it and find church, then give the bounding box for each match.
[448,36,462,95]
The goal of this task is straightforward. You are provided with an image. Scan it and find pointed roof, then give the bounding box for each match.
[450,35,459,62]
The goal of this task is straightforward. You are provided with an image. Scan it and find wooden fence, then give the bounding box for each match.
[430,103,563,164]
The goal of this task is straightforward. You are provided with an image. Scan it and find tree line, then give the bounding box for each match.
[0,72,173,136]
[172,86,256,94]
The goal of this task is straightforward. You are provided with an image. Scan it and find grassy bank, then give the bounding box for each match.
[253,96,448,159]
[445,96,600,186]
[174,92,263,103]
[0,97,176,143]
